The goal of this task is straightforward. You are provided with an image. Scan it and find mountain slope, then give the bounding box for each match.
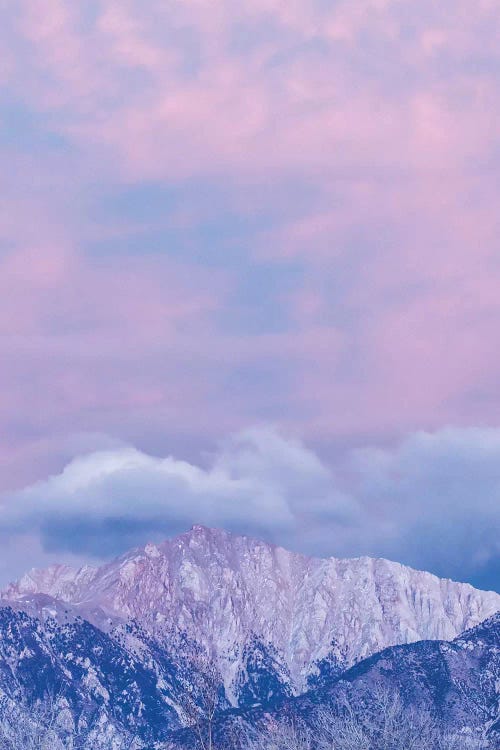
[3,525,499,701]
[1,608,497,749]
[282,611,500,744]
[169,613,498,749]
[0,605,182,743]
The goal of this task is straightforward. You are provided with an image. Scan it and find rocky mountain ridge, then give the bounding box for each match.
[3,525,499,698]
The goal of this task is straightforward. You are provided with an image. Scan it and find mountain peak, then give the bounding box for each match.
[189,523,211,533]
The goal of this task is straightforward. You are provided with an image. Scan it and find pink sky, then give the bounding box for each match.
[0,0,499,533]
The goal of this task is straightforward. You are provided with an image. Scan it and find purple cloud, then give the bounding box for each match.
[1,426,498,591]
[0,0,499,587]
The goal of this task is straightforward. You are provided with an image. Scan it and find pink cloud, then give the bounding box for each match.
[0,0,499,488]
[6,1,492,175]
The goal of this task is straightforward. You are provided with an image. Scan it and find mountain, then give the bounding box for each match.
[0,605,179,745]
[0,603,236,746]
[263,611,500,746]
[3,525,500,703]
[0,527,498,748]
[174,613,499,749]
[0,608,497,749]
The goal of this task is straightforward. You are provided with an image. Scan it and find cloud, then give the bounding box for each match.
[350,428,500,581]
[0,0,500,522]
[0,426,354,559]
[7,0,498,182]
[1,426,499,591]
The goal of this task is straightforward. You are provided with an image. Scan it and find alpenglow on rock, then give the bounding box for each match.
[3,525,500,699]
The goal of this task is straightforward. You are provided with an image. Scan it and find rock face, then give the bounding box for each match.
[283,611,500,744]
[0,606,181,743]
[3,525,499,699]
[182,612,499,749]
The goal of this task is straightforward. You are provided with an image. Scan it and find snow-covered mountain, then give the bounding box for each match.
[1,604,498,748]
[3,525,499,699]
[182,612,500,749]
[325,610,500,737]
[0,605,181,745]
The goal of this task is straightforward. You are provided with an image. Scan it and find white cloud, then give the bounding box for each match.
[1,426,499,589]
[0,427,353,557]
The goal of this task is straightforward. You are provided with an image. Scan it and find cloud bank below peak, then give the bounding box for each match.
[1,426,499,592]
